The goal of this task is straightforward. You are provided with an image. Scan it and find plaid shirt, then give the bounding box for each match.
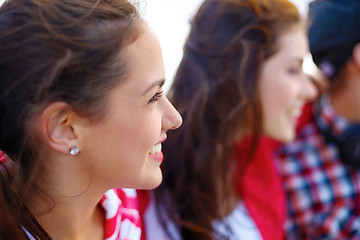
[275,95,360,240]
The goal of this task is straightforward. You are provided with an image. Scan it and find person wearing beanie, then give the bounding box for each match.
[275,0,360,239]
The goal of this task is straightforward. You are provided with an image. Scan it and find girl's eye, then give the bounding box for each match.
[148,91,164,103]
[288,67,302,75]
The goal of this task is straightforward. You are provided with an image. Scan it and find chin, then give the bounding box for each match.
[267,129,295,143]
[140,173,163,190]
[278,131,295,143]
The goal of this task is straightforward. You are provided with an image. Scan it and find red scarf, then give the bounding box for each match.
[235,137,286,240]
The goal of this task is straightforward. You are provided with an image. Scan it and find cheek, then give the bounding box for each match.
[264,89,294,129]
[260,75,297,137]
[261,74,296,110]
[129,112,162,149]
[261,79,288,116]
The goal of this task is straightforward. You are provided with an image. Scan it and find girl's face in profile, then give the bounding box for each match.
[259,27,317,142]
[80,24,182,190]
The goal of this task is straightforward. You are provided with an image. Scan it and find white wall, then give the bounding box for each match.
[143,0,206,92]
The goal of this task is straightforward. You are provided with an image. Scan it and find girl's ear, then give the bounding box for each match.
[38,102,80,155]
[352,43,360,69]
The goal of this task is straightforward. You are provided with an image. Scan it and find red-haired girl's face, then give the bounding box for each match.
[259,27,317,142]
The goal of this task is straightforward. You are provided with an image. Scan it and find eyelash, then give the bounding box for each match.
[149,91,164,103]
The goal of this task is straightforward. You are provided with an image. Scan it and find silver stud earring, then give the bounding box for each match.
[69,145,79,156]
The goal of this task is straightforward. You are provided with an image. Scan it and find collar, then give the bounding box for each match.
[315,94,349,137]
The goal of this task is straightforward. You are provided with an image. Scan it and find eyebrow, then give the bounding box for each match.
[142,79,165,95]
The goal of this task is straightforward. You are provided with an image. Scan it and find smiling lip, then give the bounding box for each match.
[148,136,167,163]
[149,152,164,163]
[288,106,303,124]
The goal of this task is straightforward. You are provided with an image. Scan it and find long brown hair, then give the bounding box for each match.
[0,0,140,238]
[154,0,300,239]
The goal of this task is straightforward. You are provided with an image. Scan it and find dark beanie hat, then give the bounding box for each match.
[308,0,360,79]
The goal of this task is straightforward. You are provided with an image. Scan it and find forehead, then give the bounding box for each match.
[278,26,307,52]
[114,23,164,95]
[271,27,308,61]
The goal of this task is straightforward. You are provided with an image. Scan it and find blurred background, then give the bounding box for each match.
[142,0,316,92]
[0,0,316,92]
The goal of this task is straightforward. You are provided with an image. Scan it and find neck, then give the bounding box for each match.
[24,153,108,240]
[32,189,105,240]
[330,63,360,123]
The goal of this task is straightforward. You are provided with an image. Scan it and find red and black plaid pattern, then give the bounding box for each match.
[275,96,360,240]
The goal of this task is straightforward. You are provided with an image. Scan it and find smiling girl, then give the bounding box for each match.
[0,0,181,239]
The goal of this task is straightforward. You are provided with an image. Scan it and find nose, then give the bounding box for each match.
[301,74,318,102]
[162,97,182,131]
